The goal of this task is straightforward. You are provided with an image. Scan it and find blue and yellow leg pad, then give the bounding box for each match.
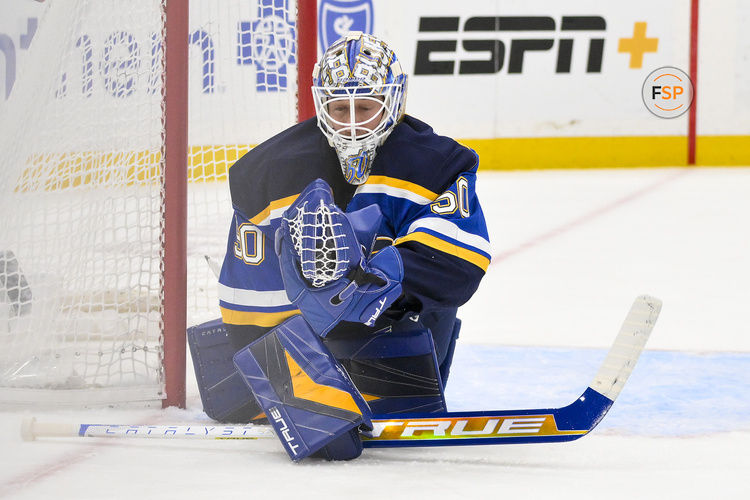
[233,315,373,461]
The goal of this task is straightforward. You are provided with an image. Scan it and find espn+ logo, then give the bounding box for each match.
[414,16,606,75]
[641,66,694,118]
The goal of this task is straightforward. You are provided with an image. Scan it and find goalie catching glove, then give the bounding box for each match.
[275,178,404,336]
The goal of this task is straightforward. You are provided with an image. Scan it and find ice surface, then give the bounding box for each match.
[1,167,749,499]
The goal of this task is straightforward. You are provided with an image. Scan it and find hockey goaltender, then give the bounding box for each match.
[188,32,490,461]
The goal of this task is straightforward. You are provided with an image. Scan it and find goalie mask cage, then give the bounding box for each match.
[0,0,316,408]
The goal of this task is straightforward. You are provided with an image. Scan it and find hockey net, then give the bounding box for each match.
[0,0,302,407]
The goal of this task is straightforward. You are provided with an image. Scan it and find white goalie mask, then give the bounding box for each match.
[312,32,408,185]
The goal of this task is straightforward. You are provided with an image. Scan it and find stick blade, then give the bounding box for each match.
[20,417,37,441]
[590,294,662,401]
[21,417,81,440]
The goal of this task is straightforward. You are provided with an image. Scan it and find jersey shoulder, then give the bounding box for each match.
[228,118,352,219]
[373,115,478,194]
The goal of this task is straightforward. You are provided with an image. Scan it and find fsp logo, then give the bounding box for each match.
[641,66,693,118]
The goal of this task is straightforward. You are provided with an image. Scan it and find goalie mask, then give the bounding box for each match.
[312,32,408,185]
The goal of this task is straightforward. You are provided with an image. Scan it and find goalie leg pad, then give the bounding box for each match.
[233,315,373,461]
[187,319,264,423]
[326,321,447,415]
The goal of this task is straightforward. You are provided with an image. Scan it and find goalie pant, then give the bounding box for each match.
[187,313,454,460]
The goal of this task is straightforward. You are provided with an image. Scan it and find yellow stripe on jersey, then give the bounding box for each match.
[364,175,439,202]
[285,351,363,415]
[395,232,490,272]
[249,193,299,225]
[220,307,300,327]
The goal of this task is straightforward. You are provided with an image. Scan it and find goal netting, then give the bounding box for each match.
[0,0,300,407]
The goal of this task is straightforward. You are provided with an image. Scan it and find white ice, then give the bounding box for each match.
[1,167,749,499]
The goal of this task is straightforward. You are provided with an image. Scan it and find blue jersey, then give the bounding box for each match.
[219,115,490,350]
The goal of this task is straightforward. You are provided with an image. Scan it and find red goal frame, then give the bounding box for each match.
[162,1,317,408]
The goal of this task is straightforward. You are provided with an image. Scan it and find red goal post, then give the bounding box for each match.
[163,0,317,409]
[163,0,190,409]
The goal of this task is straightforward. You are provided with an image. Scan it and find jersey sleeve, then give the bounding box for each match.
[217,209,299,329]
[349,148,490,313]
[395,165,490,311]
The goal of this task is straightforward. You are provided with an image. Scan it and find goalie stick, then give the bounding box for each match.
[21,295,661,448]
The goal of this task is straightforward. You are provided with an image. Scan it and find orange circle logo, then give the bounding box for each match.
[642,66,694,119]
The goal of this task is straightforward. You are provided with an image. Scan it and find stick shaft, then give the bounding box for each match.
[22,418,274,441]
